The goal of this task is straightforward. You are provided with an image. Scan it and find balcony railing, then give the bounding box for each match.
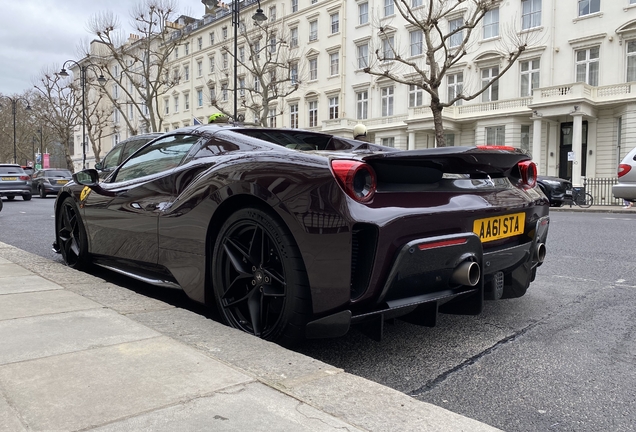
[533,82,636,105]
[362,115,408,126]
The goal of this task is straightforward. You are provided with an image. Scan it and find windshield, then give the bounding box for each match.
[0,167,25,175]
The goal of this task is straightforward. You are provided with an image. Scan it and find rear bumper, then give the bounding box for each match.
[305,215,550,339]
[612,183,636,200]
[0,187,31,196]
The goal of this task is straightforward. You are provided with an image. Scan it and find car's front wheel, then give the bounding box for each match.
[39,187,46,198]
[56,197,90,269]
[211,207,311,346]
[22,194,31,201]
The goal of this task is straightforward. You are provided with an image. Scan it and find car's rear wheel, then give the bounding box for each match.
[39,187,46,198]
[22,194,31,201]
[7,196,15,201]
[56,197,90,269]
[212,207,311,345]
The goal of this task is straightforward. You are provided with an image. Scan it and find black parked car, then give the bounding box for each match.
[537,176,572,207]
[95,133,163,178]
[54,125,549,345]
[31,169,73,198]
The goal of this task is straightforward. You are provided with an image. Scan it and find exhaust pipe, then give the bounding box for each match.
[450,261,480,287]
[535,243,546,264]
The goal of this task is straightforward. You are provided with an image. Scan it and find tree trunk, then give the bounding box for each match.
[431,97,445,148]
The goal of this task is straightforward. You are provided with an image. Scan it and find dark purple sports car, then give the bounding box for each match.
[54,126,549,345]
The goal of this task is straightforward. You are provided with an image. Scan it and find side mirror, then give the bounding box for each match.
[94,162,103,170]
[73,169,100,186]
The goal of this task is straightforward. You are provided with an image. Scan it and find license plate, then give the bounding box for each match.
[56,180,68,185]
[473,213,525,243]
[1,177,17,181]
[565,189,572,196]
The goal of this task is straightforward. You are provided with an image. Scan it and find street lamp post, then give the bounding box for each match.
[0,96,31,164]
[201,0,267,121]
[57,61,107,170]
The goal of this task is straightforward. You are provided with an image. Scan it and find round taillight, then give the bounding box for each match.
[331,160,377,202]
[517,160,537,188]
[618,164,632,178]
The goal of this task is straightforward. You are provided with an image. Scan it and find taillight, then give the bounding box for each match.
[19,175,30,181]
[477,145,517,151]
[517,160,537,188]
[618,164,632,178]
[331,160,376,203]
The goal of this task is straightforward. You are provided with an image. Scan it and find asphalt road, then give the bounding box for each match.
[1,198,635,432]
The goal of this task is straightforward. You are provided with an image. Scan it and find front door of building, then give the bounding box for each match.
[559,121,587,180]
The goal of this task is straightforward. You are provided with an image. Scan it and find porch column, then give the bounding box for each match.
[571,113,584,187]
[408,131,416,150]
[532,117,542,172]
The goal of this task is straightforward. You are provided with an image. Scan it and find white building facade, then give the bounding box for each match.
[80,0,636,199]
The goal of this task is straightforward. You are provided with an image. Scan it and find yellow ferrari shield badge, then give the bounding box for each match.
[80,186,91,202]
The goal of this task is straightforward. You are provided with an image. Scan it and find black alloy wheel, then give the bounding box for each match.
[39,186,46,198]
[212,207,310,345]
[56,197,89,269]
[22,194,31,201]
[6,196,15,201]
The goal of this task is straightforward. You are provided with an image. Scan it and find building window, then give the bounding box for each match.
[521,125,531,153]
[412,0,423,6]
[269,6,276,21]
[210,56,215,72]
[410,30,423,56]
[239,46,245,62]
[520,58,540,96]
[449,18,464,47]
[222,53,228,69]
[174,46,179,59]
[222,27,228,40]
[239,77,245,96]
[174,95,179,113]
[578,0,600,16]
[359,2,369,25]
[309,58,318,80]
[197,61,203,77]
[330,52,339,75]
[447,72,463,105]
[209,86,216,102]
[290,104,298,128]
[381,86,394,116]
[485,126,505,146]
[253,40,261,58]
[329,96,339,119]
[521,0,541,30]
[197,37,203,50]
[627,41,636,82]
[209,32,215,45]
[309,20,318,41]
[291,0,298,13]
[254,75,260,92]
[382,36,395,60]
[483,8,499,39]
[184,65,190,81]
[357,91,368,119]
[409,85,423,107]
[268,108,277,127]
[290,63,298,84]
[481,66,500,102]
[164,98,169,115]
[184,93,190,110]
[197,89,203,107]
[357,43,369,69]
[269,36,277,54]
[576,47,599,86]
[311,0,317,4]
[112,84,119,99]
[290,28,298,47]
[331,13,340,34]
[381,137,395,147]
[185,42,190,55]
[384,0,394,16]
[221,83,228,101]
[309,101,318,127]
[444,134,455,147]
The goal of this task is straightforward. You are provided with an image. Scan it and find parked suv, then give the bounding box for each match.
[31,168,73,198]
[613,146,636,202]
[0,164,32,201]
[95,133,163,178]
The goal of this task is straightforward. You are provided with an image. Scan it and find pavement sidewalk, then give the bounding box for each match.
[0,242,500,432]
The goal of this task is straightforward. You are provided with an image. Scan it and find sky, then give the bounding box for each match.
[1,0,205,96]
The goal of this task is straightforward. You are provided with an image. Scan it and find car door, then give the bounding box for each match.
[81,134,203,263]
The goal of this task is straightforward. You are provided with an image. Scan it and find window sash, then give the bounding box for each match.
[381,86,394,116]
[521,0,541,29]
[359,2,369,24]
[357,91,368,119]
[449,18,464,47]
[483,9,499,39]
[410,31,423,56]
[578,0,600,16]
[357,44,369,69]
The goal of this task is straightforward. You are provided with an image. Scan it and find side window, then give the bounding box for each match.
[113,135,201,183]
[102,146,124,170]
[121,140,147,162]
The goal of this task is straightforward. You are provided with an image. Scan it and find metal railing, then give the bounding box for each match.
[584,178,622,206]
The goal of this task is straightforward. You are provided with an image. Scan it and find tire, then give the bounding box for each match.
[6,196,15,201]
[211,207,311,346]
[579,192,593,209]
[22,194,32,201]
[0,198,3,212]
[39,187,46,198]
[56,197,90,269]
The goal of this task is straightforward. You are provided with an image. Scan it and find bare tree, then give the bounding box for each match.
[364,0,539,147]
[84,80,113,164]
[85,0,186,134]
[210,11,304,126]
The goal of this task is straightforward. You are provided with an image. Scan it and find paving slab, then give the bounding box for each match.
[0,274,63,294]
[0,257,11,265]
[0,290,102,321]
[0,394,26,432]
[91,381,363,432]
[0,263,34,278]
[0,308,160,365]
[0,336,253,431]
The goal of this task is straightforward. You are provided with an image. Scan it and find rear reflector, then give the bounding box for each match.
[418,237,468,251]
[477,145,517,151]
[19,176,30,181]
